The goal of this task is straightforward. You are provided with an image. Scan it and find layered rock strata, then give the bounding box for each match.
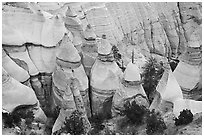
[112,62,149,116]
[174,46,202,92]
[52,45,90,117]
[2,2,202,128]
[81,24,98,76]
[2,68,47,123]
[70,78,91,133]
[173,2,202,92]
[2,3,67,46]
[90,37,123,117]
[52,46,90,133]
[149,63,202,117]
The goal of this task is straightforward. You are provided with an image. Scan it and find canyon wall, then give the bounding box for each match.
[2,2,202,115]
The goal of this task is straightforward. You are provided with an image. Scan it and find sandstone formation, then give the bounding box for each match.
[81,24,98,76]
[174,46,202,91]
[2,68,47,123]
[52,45,90,133]
[53,44,90,116]
[3,3,67,46]
[2,2,202,135]
[149,63,202,117]
[2,49,30,83]
[112,62,149,116]
[69,78,91,133]
[90,36,122,116]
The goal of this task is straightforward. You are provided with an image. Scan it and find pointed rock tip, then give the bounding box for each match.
[124,62,141,82]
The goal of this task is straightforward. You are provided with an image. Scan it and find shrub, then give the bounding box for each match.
[121,100,148,125]
[174,109,193,126]
[52,106,60,121]
[146,109,167,135]
[24,110,35,129]
[142,57,164,103]
[63,110,84,135]
[112,45,121,62]
[101,125,116,135]
[112,45,126,72]
[2,112,18,128]
[12,107,35,128]
[54,110,85,135]
[88,113,105,135]
[3,107,34,128]
[116,116,139,135]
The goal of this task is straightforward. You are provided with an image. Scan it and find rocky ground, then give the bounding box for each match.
[2,111,202,135]
[94,112,202,135]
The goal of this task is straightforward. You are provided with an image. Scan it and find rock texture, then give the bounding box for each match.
[2,3,67,46]
[176,113,202,135]
[90,37,122,116]
[2,68,47,123]
[2,2,202,135]
[112,62,149,116]
[81,24,98,76]
[52,45,91,133]
[149,63,202,117]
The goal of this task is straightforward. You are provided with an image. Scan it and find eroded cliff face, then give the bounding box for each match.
[2,2,202,119]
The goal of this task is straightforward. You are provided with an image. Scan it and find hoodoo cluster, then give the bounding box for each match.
[2,2,202,135]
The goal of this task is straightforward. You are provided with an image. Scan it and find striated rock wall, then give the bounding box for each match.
[2,2,202,118]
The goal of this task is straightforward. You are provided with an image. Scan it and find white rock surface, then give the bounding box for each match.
[1,3,202,134]
[112,62,148,116]
[173,61,201,91]
[124,62,141,82]
[2,68,47,122]
[2,49,30,82]
[2,3,67,47]
[8,48,39,76]
[91,39,123,115]
[173,98,202,117]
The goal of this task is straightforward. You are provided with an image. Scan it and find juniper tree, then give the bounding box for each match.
[142,57,164,103]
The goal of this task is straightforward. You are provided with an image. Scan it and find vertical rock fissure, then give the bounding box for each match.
[173,14,182,58]
[40,72,53,116]
[177,2,183,24]
[176,2,187,56]
[157,14,172,58]
[150,20,155,53]
[25,43,40,73]
[87,75,93,117]
[177,2,188,43]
